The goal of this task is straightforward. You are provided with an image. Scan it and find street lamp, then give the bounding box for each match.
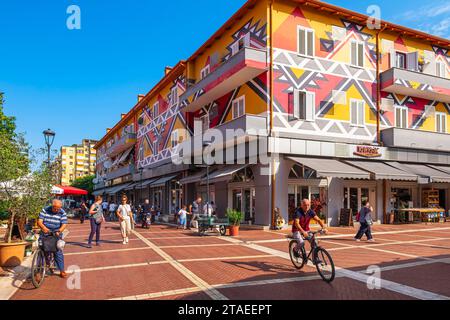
[203,141,212,215]
[43,129,56,166]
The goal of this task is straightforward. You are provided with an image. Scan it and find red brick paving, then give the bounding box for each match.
[381,263,450,297]
[217,277,415,300]
[10,221,450,300]
[181,256,316,285]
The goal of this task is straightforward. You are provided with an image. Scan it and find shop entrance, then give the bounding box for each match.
[343,187,374,217]
[170,181,183,214]
[232,188,255,224]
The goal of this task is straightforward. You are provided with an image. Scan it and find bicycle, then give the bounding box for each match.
[288,230,336,283]
[30,232,59,289]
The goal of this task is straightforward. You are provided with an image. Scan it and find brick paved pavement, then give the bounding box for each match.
[9,220,450,300]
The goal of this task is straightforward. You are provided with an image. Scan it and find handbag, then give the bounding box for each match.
[92,204,104,224]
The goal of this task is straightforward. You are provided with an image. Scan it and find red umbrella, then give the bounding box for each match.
[52,185,88,196]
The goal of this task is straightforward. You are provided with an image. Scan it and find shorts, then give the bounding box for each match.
[179,217,186,226]
[293,231,305,245]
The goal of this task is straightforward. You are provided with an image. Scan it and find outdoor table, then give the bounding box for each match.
[397,208,446,224]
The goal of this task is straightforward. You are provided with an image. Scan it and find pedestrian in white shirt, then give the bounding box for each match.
[116,195,134,244]
[203,202,214,216]
[109,202,117,221]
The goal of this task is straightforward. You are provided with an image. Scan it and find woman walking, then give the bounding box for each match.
[88,195,105,248]
[354,201,375,242]
[80,201,88,224]
[117,195,134,245]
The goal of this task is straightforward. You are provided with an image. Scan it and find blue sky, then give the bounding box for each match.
[1,0,449,160]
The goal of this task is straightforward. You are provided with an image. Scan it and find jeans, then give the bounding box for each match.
[88,218,101,244]
[355,222,373,240]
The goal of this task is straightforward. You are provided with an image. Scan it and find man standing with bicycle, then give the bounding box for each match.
[37,199,68,278]
[292,199,327,258]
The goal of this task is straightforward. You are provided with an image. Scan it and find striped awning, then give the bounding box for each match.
[288,157,370,179]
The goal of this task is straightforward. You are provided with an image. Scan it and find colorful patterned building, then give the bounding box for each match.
[94,0,450,227]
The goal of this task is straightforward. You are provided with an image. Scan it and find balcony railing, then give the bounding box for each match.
[105,164,136,181]
[105,132,137,157]
[381,68,450,103]
[180,47,268,113]
[381,127,450,152]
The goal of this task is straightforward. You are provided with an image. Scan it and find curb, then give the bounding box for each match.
[0,252,34,300]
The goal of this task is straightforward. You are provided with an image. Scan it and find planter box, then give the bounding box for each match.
[0,242,27,268]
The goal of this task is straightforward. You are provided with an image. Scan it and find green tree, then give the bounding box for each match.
[0,94,53,243]
[71,175,95,194]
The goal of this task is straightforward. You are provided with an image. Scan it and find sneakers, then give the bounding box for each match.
[87,244,92,248]
[368,239,375,242]
[125,237,129,244]
[122,240,127,245]
[355,238,361,242]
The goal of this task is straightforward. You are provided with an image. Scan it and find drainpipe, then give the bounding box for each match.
[376,24,388,145]
[269,0,276,229]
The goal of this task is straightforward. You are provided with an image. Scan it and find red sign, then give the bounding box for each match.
[353,146,382,158]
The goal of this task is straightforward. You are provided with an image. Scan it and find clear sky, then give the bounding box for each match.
[1,0,449,159]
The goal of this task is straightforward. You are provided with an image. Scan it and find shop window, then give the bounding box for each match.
[289,164,317,179]
[390,188,412,211]
[231,167,254,183]
[344,187,370,216]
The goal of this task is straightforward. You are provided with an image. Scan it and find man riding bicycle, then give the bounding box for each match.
[37,199,68,278]
[292,199,328,258]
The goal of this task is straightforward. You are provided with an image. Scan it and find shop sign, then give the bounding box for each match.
[353,146,384,158]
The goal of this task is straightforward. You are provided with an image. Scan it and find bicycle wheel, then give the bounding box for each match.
[289,240,305,270]
[31,249,46,288]
[314,247,335,283]
[219,225,227,236]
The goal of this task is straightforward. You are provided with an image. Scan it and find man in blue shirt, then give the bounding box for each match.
[37,199,68,278]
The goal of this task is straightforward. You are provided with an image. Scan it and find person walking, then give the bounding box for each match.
[108,201,117,222]
[178,205,188,230]
[80,201,88,224]
[189,196,202,229]
[87,195,104,248]
[354,201,375,242]
[117,195,134,245]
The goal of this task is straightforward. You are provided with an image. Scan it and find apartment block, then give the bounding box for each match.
[94,0,450,227]
[61,139,98,186]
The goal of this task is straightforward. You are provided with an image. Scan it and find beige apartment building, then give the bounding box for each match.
[60,139,98,186]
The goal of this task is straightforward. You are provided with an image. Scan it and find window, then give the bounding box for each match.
[200,65,210,80]
[350,40,364,67]
[395,105,408,129]
[396,52,407,69]
[436,61,447,78]
[231,33,250,56]
[350,99,365,126]
[232,96,245,119]
[153,141,159,154]
[152,102,159,118]
[170,87,178,107]
[297,27,314,57]
[436,112,447,133]
[289,90,315,121]
[171,131,179,148]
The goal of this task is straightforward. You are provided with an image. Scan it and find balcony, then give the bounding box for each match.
[105,164,135,181]
[381,127,450,152]
[381,68,450,103]
[105,133,137,157]
[180,47,268,113]
[176,115,268,161]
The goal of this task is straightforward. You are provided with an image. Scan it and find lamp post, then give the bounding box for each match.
[203,142,212,215]
[43,129,56,167]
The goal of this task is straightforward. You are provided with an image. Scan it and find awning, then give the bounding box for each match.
[52,185,88,196]
[387,162,450,183]
[124,182,139,191]
[344,161,417,181]
[148,175,178,188]
[288,157,370,179]
[206,165,248,183]
[105,183,131,195]
[179,170,207,185]
[429,165,450,175]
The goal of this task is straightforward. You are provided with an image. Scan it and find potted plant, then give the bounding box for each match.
[226,209,243,236]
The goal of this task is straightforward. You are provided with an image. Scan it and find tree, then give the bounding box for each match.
[0,94,53,243]
[71,175,95,194]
